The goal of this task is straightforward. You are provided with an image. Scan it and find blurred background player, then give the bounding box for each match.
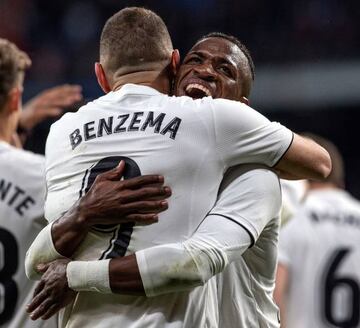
[0,38,57,328]
[274,134,360,328]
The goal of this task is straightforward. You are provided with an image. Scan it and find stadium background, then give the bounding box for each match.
[1,0,359,197]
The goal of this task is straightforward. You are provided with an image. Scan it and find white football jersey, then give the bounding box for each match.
[278,189,360,328]
[44,84,293,328]
[212,165,282,328]
[279,179,308,225]
[0,141,56,328]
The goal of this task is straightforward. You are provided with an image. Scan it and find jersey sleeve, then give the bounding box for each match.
[208,165,282,243]
[209,98,293,168]
[136,215,252,297]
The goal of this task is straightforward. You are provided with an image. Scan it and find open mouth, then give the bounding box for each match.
[185,83,212,99]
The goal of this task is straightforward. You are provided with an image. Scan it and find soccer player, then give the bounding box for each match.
[0,37,56,328]
[274,134,360,328]
[26,7,331,327]
[0,37,168,328]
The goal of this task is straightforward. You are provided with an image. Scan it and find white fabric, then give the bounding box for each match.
[67,259,111,293]
[212,165,282,328]
[43,84,292,328]
[25,221,63,280]
[137,215,251,297]
[0,142,56,328]
[278,189,360,328]
[279,179,308,225]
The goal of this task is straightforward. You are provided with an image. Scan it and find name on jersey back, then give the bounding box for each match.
[70,111,182,150]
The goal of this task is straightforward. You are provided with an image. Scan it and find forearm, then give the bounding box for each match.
[66,216,251,296]
[25,200,90,280]
[51,199,90,257]
[275,133,331,181]
[25,223,64,280]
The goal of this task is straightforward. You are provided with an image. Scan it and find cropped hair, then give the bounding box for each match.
[0,39,31,110]
[100,7,173,74]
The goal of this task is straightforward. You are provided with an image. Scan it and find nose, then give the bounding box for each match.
[193,63,216,81]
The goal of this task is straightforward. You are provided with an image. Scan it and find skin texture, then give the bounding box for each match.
[175,37,250,103]
[27,37,331,320]
[19,84,83,131]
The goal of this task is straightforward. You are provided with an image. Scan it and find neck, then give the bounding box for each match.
[112,70,171,95]
[309,182,340,191]
[0,117,13,144]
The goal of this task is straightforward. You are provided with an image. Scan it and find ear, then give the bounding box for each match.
[239,96,249,105]
[95,62,111,93]
[170,49,180,78]
[7,87,22,114]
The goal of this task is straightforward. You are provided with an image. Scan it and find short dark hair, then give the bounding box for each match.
[0,38,30,110]
[100,7,173,75]
[197,32,255,81]
[303,133,345,188]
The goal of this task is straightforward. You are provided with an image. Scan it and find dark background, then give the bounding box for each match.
[1,0,359,197]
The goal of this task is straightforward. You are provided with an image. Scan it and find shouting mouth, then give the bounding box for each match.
[185,83,212,99]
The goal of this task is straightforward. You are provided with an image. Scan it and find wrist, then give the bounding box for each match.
[67,260,111,293]
[70,199,92,229]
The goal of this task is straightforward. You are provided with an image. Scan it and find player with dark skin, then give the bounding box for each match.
[27,34,330,320]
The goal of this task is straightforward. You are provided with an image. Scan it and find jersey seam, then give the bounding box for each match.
[207,213,256,248]
[271,131,294,168]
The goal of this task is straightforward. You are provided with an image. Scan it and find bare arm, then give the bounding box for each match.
[274,263,290,328]
[27,216,251,320]
[25,161,171,279]
[275,133,331,181]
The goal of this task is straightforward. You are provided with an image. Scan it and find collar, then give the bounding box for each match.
[112,84,163,98]
[0,140,12,153]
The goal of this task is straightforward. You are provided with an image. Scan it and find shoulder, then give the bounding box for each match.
[6,145,45,168]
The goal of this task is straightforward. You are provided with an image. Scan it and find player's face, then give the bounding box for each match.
[175,37,248,101]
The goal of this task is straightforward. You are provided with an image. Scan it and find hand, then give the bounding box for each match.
[78,160,172,226]
[19,84,83,131]
[27,259,76,320]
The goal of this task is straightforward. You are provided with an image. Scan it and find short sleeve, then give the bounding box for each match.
[210,98,293,168]
[208,164,282,243]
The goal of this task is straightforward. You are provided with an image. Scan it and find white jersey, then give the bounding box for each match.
[279,179,308,225]
[44,84,292,328]
[212,165,282,328]
[0,142,56,328]
[278,189,360,328]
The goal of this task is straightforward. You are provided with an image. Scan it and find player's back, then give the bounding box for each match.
[0,141,56,328]
[279,189,360,328]
[45,84,292,327]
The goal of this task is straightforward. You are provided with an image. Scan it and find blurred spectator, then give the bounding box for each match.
[274,134,360,328]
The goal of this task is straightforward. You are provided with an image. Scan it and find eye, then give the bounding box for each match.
[218,65,232,77]
[185,56,202,65]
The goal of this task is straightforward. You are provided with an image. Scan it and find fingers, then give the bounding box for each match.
[43,84,83,106]
[94,161,125,182]
[29,297,54,320]
[36,263,50,273]
[40,303,60,320]
[125,213,159,225]
[122,186,172,202]
[121,175,164,189]
[33,280,45,298]
[122,200,169,214]
[28,288,48,314]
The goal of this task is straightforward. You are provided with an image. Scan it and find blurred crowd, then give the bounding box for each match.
[1,0,360,100]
